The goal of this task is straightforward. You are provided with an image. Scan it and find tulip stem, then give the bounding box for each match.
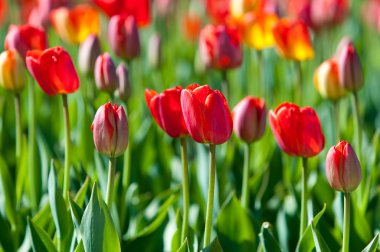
[295,61,303,105]
[333,101,340,142]
[300,157,308,239]
[14,93,22,166]
[241,143,251,209]
[28,79,38,211]
[180,137,189,243]
[106,157,116,207]
[62,94,71,200]
[257,50,263,97]
[342,192,350,252]
[204,144,216,248]
[221,70,229,102]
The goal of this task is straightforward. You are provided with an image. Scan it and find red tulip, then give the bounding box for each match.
[0,0,7,25]
[27,0,68,28]
[92,102,129,158]
[232,96,267,143]
[325,141,362,192]
[199,24,242,70]
[108,15,141,60]
[269,102,325,157]
[5,24,48,59]
[93,0,150,27]
[206,0,231,24]
[145,87,188,138]
[362,0,380,33]
[310,0,348,30]
[181,84,232,145]
[26,46,79,96]
[94,53,118,93]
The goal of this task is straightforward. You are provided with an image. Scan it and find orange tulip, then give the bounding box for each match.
[0,50,26,93]
[272,18,314,61]
[51,5,100,44]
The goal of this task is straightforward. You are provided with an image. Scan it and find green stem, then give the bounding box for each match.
[14,94,22,165]
[300,157,308,238]
[221,70,229,103]
[204,144,216,247]
[180,137,189,242]
[106,157,116,207]
[257,50,263,97]
[342,192,350,252]
[295,61,302,105]
[28,79,38,211]
[241,143,251,209]
[62,94,71,200]
[333,101,340,143]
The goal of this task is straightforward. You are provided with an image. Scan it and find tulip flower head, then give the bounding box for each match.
[206,0,231,24]
[272,18,314,61]
[182,13,202,42]
[199,24,242,70]
[362,0,380,33]
[145,87,188,138]
[181,84,233,144]
[94,53,118,94]
[314,59,347,101]
[116,63,131,102]
[51,5,100,44]
[326,141,362,193]
[92,102,129,158]
[108,15,141,60]
[232,96,267,143]
[0,50,26,93]
[310,0,348,30]
[269,102,325,157]
[78,34,102,76]
[5,24,48,59]
[26,46,79,96]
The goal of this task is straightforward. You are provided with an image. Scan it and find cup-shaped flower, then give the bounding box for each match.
[272,18,314,61]
[116,63,131,102]
[325,141,362,193]
[269,102,325,157]
[241,11,279,50]
[5,24,48,59]
[148,33,162,69]
[145,87,188,138]
[78,34,102,76]
[199,24,242,70]
[93,0,150,27]
[92,102,129,158]
[26,46,79,96]
[206,0,231,24]
[0,50,26,93]
[51,5,100,44]
[314,59,347,101]
[108,15,141,60]
[94,53,118,93]
[336,38,363,92]
[181,84,233,144]
[310,0,348,30]
[232,96,267,143]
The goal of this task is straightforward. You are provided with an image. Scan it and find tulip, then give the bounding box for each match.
[94,53,118,94]
[108,15,141,61]
[0,50,26,93]
[362,0,380,33]
[4,24,48,59]
[78,34,102,76]
[182,13,202,42]
[92,102,128,207]
[50,5,100,44]
[93,0,151,27]
[27,0,68,28]
[310,0,348,30]
[206,0,231,24]
[0,0,6,25]
[230,0,256,20]
[325,141,362,252]
[272,18,314,61]
[147,33,162,69]
[116,63,132,102]
[314,59,347,101]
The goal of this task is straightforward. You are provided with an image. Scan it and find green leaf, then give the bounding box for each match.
[0,212,15,252]
[0,155,16,227]
[215,195,256,251]
[32,201,52,229]
[177,238,190,252]
[80,183,121,252]
[361,233,379,252]
[310,225,331,252]
[28,218,58,252]
[259,222,283,252]
[73,240,84,252]
[74,176,90,207]
[48,161,71,249]
[201,237,223,252]
[69,197,84,234]
[296,204,327,252]
[16,136,28,207]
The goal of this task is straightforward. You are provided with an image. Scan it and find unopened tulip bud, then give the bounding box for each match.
[337,39,363,92]
[116,63,131,102]
[314,59,347,101]
[326,141,362,193]
[92,102,128,158]
[78,34,102,76]
[0,50,26,93]
[94,53,118,93]
[232,96,267,143]
[148,33,162,69]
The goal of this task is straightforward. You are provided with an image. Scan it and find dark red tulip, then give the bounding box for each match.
[181,84,232,145]
[269,102,325,157]
[199,24,242,70]
[26,46,79,96]
[5,24,48,59]
[145,87,188,138]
